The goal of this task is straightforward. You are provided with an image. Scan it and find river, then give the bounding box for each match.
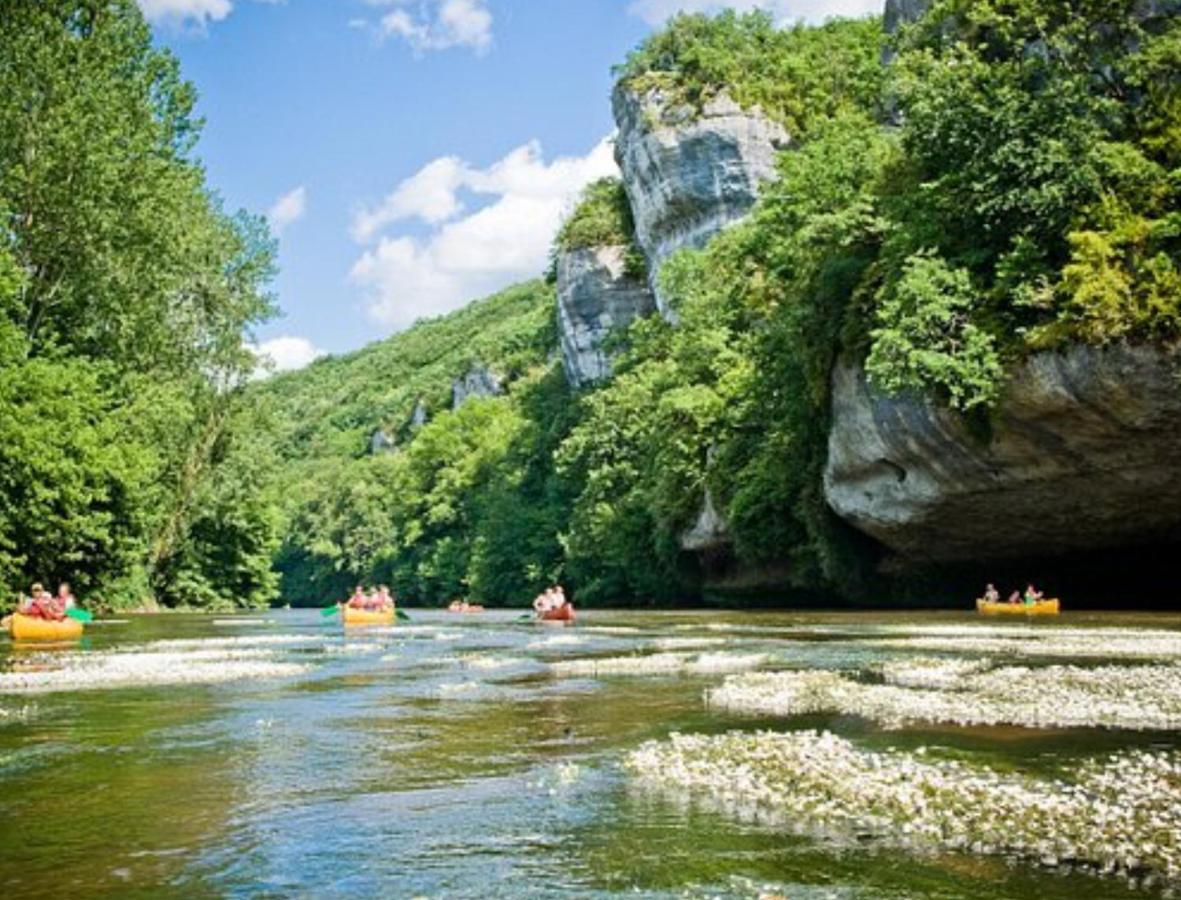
[2,609,1180,898]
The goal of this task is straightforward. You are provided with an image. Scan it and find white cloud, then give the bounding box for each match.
[349,137,617,330]
[251,335,326,377]
[137,0,282,29]
[351,157,466,241]
[628,0,883,26]
[267,186,308,236]
[138,0,232,27]
[363,0,493,54]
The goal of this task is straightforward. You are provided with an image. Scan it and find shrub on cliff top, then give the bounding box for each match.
[616,11,885,136]
[552,177,647,280]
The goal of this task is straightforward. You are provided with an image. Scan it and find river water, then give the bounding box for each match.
[2,609,1180,898]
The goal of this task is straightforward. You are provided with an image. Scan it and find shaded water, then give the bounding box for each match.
[2,609,1180,898]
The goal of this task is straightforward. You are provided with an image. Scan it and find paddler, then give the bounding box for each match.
[21,583,65,621]
[347,585,367,609]
[374,585,394,610]
[56,582,76,611]
[1023,584,1043,606]
[983,584,999,604]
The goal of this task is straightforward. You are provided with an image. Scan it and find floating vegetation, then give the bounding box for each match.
[868,627,1181,661]
[626,730,1181,882]
[879,657,993,689]
[0,650,308,694]
[552,652,768,678]
[709,664,1181,731]
[146,634,322,651]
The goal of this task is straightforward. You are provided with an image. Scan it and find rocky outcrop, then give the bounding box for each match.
[556,246,656,387]
[824,343,1181,565]
[680,488,729,553]
[410,399,428,429]
[882,0,930,63]
[452,365,503,409]
[370,429,396,455]
[612,87,789,318]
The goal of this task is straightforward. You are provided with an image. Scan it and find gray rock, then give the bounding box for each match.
[882,0,931,64]
[370,429,396,455]
[824,343,1181,564]
[884,0,929,32]
[452,365,503,409]
[612,87,790,318]
[556,246,656,387]
[680,487,730,553]
[410,399,428,428]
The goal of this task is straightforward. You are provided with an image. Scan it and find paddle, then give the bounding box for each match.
[395,609,411,622]
[65,608,93,623]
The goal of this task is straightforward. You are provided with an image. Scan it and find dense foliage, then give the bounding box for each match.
[259,3,1179,608]
[616,11,886,134]
[11,3,1176,610]
[0,1,277,609]
[551,177,646,280]
[259,282,572,606]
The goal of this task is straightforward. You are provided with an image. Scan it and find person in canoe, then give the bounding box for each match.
[533,588,555,614]
[1023,584,1044,606]
[983,584,1000,604]
[1007,589,1021,605]
[373,585,394,610]
[56,582,76,611]
[346,585,368,610]
[19,583,65,621]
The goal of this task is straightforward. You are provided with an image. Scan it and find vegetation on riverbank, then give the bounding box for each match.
[0,1,278,610]
[3,1,1178,610]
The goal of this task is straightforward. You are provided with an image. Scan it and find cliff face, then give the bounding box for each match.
[556,246,655,387]
[824,343,1181,565]
[452,365,503,409]
[553,85,788,388]
[612,87,790,318]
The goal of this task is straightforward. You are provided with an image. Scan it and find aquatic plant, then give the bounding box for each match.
[626,730,1181,881]
[0,649,307,694]
[552,652,768,678]
[869,631,1181,661]
[708,664,1181,731]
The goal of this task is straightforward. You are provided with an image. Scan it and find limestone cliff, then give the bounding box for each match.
[824,343,1181,565]
[612,87,789,318]
[452,365,503,409]
[556,246,655,387]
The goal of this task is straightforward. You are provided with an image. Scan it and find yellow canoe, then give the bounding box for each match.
[341,606,395,627]
[6,612,84,641]
[976,598,1060,616]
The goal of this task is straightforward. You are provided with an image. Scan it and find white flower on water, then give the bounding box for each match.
[707,663,1181,731]
[625,729,1181,882]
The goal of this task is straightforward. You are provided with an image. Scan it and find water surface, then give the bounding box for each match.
[2,609,1179,898]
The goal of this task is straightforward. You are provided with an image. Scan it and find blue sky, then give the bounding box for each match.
[146,0,881,370]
